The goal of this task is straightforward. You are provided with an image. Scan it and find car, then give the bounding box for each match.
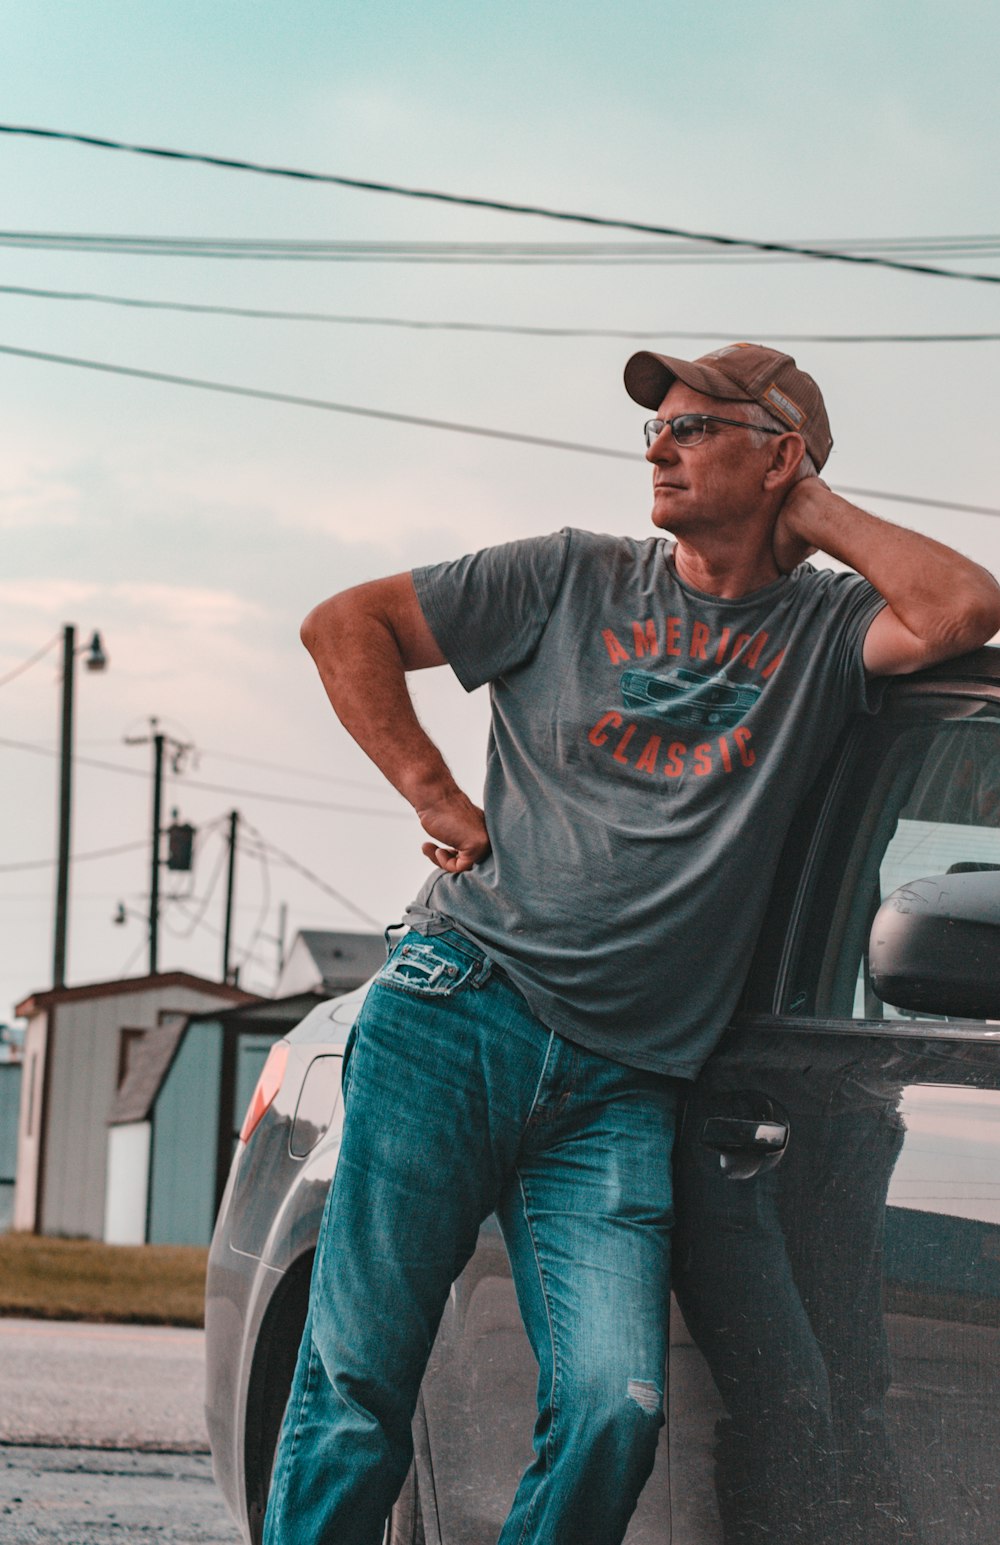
[205,645,1000,1545]
[618,665,762,730]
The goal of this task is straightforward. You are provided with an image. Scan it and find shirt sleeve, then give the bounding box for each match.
[412,529,572,692]
[818,569,888,715]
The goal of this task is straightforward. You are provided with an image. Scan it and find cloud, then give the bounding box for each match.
[106,582,264,629]
[0,578,100,613]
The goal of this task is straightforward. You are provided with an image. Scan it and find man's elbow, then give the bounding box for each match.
[300,593,351,659]
[945,581,1000,655]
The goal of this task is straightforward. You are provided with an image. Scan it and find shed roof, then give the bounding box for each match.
[108,991,328,1126]
[185,991,329,1032]
[17,971,259,1019]
[109,1020,188,1125]
[278,930,385,994]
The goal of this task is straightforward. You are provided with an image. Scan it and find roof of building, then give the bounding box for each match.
[184,991,329,1032]
[108,991,328,1126]
[16,971,259,1019]
[279,929,385,993]
[109,1020,188,1125]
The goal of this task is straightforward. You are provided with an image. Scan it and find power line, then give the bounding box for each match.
[2,124,999,285]
[0,633,61,688]
[179,774,410,815]
[0,734,149,778]
[0,733,414,815]
[830,486,1000,518]
[196,745,393,795]
[0,839,147,875]
[3,232,1000,257]
[1,233,1000,266]
[1,340,998,518]
[236,842,271,973]
[0,341,637,460]
[80,736,395,796]
[242,824,381,928]
[162,894,276,978]
[3,281,999,344]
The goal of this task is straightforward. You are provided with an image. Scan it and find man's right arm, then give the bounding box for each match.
[300,573,490,872]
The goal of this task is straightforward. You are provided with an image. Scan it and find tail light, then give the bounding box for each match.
[240,1042,290,1143]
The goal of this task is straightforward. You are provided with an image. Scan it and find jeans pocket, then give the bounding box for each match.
[376,932,482,996]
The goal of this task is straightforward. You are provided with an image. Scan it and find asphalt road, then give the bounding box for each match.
[0,1319,209,1451]
[0,1319,241,1545]
[0,1447,240,1545]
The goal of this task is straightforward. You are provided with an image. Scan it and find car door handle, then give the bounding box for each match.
[700,1117,789,1179]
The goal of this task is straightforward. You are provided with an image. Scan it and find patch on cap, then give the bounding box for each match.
[763,382,806,430]
[703,342,753,361]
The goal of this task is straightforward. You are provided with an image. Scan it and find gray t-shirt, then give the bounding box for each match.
[407,527,886,1077]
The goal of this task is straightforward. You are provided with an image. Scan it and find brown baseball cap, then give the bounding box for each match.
[623,341,833,470]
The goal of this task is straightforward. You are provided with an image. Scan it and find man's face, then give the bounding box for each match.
[645,381,776,538]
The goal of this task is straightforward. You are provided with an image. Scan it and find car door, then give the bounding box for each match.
[668,677,1000,1545]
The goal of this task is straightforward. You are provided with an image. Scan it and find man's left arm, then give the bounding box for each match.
[773,478,1000,676]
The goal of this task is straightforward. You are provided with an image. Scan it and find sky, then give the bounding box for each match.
[1,0,998,1017]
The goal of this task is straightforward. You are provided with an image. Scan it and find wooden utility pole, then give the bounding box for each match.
[124,720,192,977]
[52,625,75,989]
[222,810,239,983]
[149,732,165,974]
[52,625,107,988]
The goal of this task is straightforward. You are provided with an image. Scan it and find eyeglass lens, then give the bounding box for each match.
[644,416,705,449]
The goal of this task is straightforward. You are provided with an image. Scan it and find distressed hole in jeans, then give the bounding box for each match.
[626,1378,662,1415]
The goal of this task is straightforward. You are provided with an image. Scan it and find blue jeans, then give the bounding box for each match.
[263,930,679,1545]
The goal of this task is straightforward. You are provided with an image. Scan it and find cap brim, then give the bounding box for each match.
[623,351,753,410]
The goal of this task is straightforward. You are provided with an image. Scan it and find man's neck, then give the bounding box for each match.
[671,537,784,599]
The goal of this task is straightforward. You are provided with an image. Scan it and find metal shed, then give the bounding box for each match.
[106,993,326,1246]
[13,973,256,1239]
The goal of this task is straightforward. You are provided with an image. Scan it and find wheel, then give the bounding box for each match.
[386,1464,425,1545]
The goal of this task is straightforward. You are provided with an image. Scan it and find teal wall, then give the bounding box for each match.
[0,1062,21,1233]
[148,1020,223,1246]
[147,1022,286,1246]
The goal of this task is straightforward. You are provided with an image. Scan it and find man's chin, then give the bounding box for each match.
[651,498,687,533]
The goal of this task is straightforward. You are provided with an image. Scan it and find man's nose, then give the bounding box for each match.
[645,422,679,464]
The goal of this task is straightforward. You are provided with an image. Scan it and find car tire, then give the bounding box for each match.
[386,1464,425,1545]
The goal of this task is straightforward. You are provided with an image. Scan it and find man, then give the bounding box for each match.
[264,344,1000,1545]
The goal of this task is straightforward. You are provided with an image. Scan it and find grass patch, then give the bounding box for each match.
[0,1233,208,1327]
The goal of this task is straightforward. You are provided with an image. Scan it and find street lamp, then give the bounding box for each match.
[52,624,108,989]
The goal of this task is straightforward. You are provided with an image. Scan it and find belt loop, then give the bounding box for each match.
[472,952,494,988]
[383,921,406,957]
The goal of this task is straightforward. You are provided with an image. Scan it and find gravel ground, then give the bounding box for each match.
[0,1319,208,1451]
[0,1446,241,1545]
[0,1319,240,1544]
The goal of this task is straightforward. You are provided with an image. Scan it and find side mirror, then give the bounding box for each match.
[869,871,1000,1020]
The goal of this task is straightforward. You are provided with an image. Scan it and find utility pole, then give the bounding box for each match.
[149,732,165,974]
[52,626,75,990]
[124,719,193,977]
[52,624,108,989]
[277,901,288,979]
[223,810,239,983]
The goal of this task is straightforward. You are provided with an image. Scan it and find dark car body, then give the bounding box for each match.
[206,647,1000,1545]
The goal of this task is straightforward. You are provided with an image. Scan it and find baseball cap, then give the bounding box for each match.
[623,341,833,470]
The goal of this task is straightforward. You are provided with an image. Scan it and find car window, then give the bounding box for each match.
[776,698,1000,1022]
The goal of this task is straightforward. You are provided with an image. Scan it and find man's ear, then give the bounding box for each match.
[762,433,806,491]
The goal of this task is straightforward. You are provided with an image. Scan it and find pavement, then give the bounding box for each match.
[0,1319,209,1452]
[0,1447,239,1545]
[0,1319,240,1543]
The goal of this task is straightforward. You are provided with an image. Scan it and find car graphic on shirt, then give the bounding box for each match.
[619,665,762,730]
